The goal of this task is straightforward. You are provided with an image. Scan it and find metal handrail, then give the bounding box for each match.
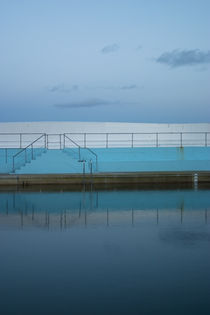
[64,134,98,170]
[12,134,46,172]
[0,133,45,149]
[65,132,210,135]
[85,148,98,170]
[64,134,80,148]
[65,132,210,148]
[1,131,210,149]
[64,134,81,160]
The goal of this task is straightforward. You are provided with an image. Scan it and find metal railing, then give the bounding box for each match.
[0,133,44,148]
[0,131,209,173]
[63,134,98,171]
[46,134,63,149]
[82,147,98,171]
[65,132,210,148]
[63,134,81,160]
[12,134,46,172]
[1,131,210,149]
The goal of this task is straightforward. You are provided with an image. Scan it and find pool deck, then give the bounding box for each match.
[0,171,209,187]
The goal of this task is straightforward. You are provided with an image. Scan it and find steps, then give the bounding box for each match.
[0,149,22,174]
[15,149,83,174]
[11,146,210,174]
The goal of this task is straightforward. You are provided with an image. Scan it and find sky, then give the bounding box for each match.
[0,0,210,123]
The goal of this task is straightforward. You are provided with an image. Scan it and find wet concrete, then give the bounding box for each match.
[0,171,209,187]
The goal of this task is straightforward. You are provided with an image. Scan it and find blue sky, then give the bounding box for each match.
[0,0,210,123]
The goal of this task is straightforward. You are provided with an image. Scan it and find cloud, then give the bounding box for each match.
[156,49,210,67]
[92,84,139,90]
[136,45,142,51]
[48,84,78,93]
[120,84,138,90]
[54,98,118,109]
[100,44,119,54]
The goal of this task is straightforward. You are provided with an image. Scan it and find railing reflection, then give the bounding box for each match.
[0,189,209,230]
[0,206,209,230]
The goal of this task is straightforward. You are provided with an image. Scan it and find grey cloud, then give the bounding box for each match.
[136,45,142,51]
[54,98,118,109]
[48,85,61,92]
[120,84,138,90]
[156,49,210,67]
[48,84,78,93]
[101,44,119,54]
[94,84,139,90]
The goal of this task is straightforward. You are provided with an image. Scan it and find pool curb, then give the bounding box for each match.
[0,171,209,186]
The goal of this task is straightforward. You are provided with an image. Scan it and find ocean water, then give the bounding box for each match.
[0,187,210,315]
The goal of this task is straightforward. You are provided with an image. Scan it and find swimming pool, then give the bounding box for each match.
[0,187,210,315]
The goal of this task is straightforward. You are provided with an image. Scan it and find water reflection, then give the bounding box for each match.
[0,188,210,315]
[0,189,209,230]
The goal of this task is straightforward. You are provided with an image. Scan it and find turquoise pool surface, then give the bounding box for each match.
[1,146,210,174]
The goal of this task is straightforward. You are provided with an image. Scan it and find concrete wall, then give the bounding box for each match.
[0,121,210,148]
[0,121,210,133]
[1,147,210,174]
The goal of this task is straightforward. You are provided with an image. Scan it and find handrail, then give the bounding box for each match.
[64,134,80,148]
[1,131,210,149]
[13,134,46,158]
[65,132,210,135]
[64,134,81,160]
[64,133,98,170]
[65,132,210,148]
[85,147,98,170]
[12,134,46,172]
[0,133,45,149]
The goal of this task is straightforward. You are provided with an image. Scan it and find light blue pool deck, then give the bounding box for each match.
[0,146,210,174]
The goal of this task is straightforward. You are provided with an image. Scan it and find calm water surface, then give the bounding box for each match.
[0,187,210,315]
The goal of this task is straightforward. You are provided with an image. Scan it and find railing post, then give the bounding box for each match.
[59,134,62,149]
[180,133,183,148]
[156,133,158,147]
[84,133,86,148]
[20,134,22,148]
[63,134,65,149]
[106,133,108,148]
[46,134,48,149]
[131,133,134,148]
[205,132,207,147]
[45,134,47,149]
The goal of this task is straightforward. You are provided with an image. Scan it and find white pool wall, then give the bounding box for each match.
[0,122,210,148]
[0,121,210,133]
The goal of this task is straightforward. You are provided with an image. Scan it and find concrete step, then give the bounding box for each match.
[15,149,84,174]
[12,147,210,174]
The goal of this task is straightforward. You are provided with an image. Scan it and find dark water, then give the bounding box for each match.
[0,187,210,315]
